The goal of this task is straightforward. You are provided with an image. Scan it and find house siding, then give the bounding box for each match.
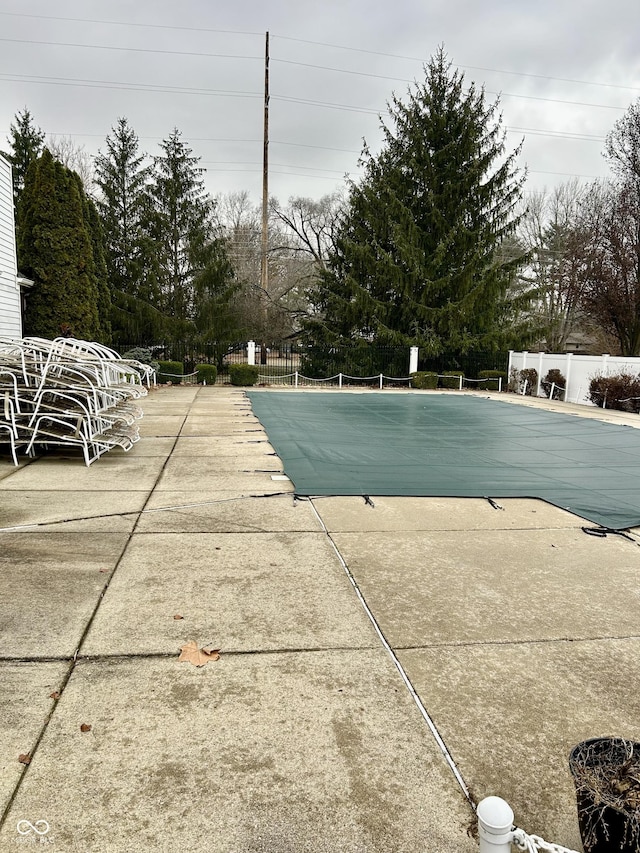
[0,154,22,338]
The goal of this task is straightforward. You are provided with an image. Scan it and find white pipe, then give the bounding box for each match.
[295,371,298,388]
[379,373,383,389]
[339,373,342,388]
[550,382,555,400]
[459,374,463,390]
[477,796,514,853]
[498,376,502,392]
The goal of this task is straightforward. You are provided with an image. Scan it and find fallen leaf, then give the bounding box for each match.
[80,723,92,733]
[18,753,31,765]
[99,569,110,573]
[178,641,221,667]
[49,691,60,700]
[173,614,184,620]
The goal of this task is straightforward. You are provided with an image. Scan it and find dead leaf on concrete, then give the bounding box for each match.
[173,614,184,620]
[49,691,60,700]
[178,641,221,667]
[18,753,31,765]
[80,723,92,733]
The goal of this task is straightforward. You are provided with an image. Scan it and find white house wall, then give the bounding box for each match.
[0,154,21,339]
[508,350,640,405]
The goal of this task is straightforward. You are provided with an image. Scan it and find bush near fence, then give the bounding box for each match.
[157,360,183,383]
[478,369,508,390]
[440,370,463,389]
[410,371,438,389]
[541,369,566,400]
[589,373,640,412]
[519,368,538,396]
[229,364,260,386]
[195,364,217,385]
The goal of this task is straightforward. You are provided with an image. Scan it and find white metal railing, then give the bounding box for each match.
[477,797,580,853]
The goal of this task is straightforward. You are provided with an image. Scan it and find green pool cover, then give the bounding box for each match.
[247,391,640,530]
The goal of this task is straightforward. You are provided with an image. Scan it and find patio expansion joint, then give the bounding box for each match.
[307,496,475,811]
[0,425,185,834]
[0,645,382,667]
[0,492,298,533]
[394,633,640,651]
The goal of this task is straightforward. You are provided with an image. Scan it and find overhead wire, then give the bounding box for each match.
[0,18,627,188]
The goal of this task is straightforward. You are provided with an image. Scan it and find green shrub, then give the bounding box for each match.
[589,373,640,412]
[519,368,538,396]
[121,347,160,382]
[440,370,463,389]
[122,347,153,364]
[229,363,260,386]
[196,363,217,385]
[478,369,508,391]
[157,360,183,384]
[410,371,438,389]
[541,369,566,400]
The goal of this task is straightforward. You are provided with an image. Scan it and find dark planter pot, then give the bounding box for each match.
[569,738,640,853]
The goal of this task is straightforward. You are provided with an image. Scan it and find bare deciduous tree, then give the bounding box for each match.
[47,135,95,195]
[579,180,640,356]
[518,180,589,351]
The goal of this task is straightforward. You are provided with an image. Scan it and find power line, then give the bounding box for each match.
[0,36,261,61]
[274,34,640,94]
[0,10,261,38]
[0,73,261,99]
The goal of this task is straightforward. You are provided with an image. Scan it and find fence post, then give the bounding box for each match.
[339,373,343,388]
[295,371,299,388]
[247,340,256,366]
[565,352,573,401]
[409,346,419,375]
[459,374,463,391]
[379,373,383,389]
[477,796,514,853]
[498,376,502,393]
[536,351,544,396]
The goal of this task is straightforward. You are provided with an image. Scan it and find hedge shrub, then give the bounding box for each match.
[196,363,217,385]
[440,370,463,389]
[589,373,640,412]
[229,364,260,386]
[519,368,538,396]
[478,369,508,391]
[541,369,566,400]
[410,371,438,389]
[157,360,183,384]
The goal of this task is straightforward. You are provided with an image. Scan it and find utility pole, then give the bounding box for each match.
[260,30,269,365]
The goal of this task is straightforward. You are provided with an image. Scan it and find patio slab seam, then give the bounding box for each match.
[0,423,183,833]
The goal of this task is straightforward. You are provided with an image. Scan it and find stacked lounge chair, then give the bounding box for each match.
[0,337,155,466]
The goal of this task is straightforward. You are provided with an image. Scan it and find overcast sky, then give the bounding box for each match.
[1,0,639,209]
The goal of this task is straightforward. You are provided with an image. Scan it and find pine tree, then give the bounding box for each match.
[309,49,526,354]
[94,118,163,345]
[18,150,102,340]
[149,128,233,339]
[2,108,45,210]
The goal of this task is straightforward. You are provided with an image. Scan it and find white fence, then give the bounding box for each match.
[508,350,640,405]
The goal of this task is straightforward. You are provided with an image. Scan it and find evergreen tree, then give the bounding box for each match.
[75,173,112,343]
[2,108,45,210]
[309,49,526,354]
[94,118,163,345]
[149,128,233,339]
[18,149,102,340]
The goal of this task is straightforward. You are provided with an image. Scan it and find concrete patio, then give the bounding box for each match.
[1,385,639,852]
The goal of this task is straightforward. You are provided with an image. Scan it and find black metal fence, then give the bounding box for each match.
[118,341,509,385]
